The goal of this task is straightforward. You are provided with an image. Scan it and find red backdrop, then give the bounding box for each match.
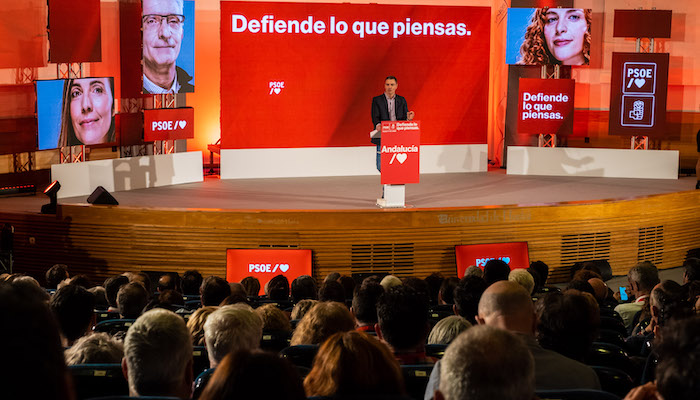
[220,1,490,149]
[48,0,102,63]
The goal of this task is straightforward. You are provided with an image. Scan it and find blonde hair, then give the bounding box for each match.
[255,303,291,332]
[187,306,217,346]
[518,8,591,65]
[290,302,354,346]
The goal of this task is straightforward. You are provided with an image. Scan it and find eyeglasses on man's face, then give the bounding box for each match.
[142,14,185,30]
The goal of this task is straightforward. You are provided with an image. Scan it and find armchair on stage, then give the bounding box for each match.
[372,121,421,208]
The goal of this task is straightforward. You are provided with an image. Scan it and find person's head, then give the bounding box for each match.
[182,269,203,295]
[104,275,129,308]
[59,77,115,146]
[627,262,660,297]
[565,279,596,298]
[304,331,405,397]
[351,281,384,326]
[436,325,535,400]
[45,264,69,289]
[424,273,444,304]
[376,285,429,352]
[649,280,693,332]
[89,286,109,310]
[483,259,511,286]
[266,274,290,302]
[122,308,193,399]
[380,274,402,290]
[654,316,700,400]
[240,276,261,297]
[587,278,608,303]
[324,272,341,283]
[403,277,431,300]
[428,315,472,345]
[683,257,700,284]
[291,299,318,321]
[519,8,591,66]
[536,291,600,361]
[290,301,355,345]
[157,272,180,293]
[130,272,153,294]
[186,305,217,346]
[438,277,460,304]
[453,275,488,324]
[337,275,356,301]
[65,332,124,365]
[529,261,549,286]
[384,76,398,98]
[117,282,150,319]
[201,276,231,306]
[508,269,535,295]
[318,280,345,303]
[255,303,292,332]
[464,265,484,278]
[50,283,95,345]
[203,304,263,367]
[199,350,306,400]
[291,275,317,302]
[476,281,536,335]
[142,0,184,76]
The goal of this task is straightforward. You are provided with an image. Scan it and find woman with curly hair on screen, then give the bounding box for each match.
[518,8,591,66]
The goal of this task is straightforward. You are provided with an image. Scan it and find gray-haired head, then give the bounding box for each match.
[203,303,263,367]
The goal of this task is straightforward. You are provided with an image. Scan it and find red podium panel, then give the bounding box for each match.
[144,107,195,141]
[380,121,420,185]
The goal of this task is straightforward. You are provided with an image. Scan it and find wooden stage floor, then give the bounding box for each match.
[2,170,697,213]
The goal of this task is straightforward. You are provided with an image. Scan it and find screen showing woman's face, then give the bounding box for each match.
[69,78,114,145]
[543,8,587,65]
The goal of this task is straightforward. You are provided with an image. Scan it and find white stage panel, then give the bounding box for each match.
[506,147,678,180]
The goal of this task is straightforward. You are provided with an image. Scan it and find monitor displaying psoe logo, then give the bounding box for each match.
[226,249,312,295]
[144,107,195,141]
[455,242,530,278]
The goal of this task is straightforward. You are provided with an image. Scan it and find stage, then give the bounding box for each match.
[1,170,699,285]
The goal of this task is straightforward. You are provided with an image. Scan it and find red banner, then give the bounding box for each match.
[220,2,490,149]
[48,0,102,63]
[455,242,530,277]
[609,53,669,138]
[144,107,194,141]
[226,249,312,296]
[380,121,420,185]
[518,78,575,136]
[0,0,47,68]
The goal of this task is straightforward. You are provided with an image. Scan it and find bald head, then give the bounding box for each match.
[476,281,535,335]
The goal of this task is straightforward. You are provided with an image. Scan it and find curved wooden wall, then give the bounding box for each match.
[3,190,699,285]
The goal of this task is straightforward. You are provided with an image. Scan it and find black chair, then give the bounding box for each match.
[600,316,628,337]
[536,389,621,400]
[192,346,210,378]
[428,304,454,321]
[599,307,623,321]
[69,363,128,400]
[95,310,121,324]
[279,344,320,369]
[591,366,635,398]
[94,319,136,336]
[182,294,201,302]
[192,367,216,400]
[425,344,447,359]
[260,330,292,353]
[400,364,434,400]
[596,329,627,350]
[185,299,202,310]
[586,342,639,382]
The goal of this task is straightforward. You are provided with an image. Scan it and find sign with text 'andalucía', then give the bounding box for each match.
[380,121,420,185]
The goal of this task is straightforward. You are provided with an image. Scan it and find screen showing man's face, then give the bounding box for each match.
[142,0,184,71]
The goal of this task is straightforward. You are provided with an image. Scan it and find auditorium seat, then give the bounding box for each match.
[69,363,128,400]
[599,307,623,322]
[400,364,434,400]
[279,344,320,369]
[428,304,454,321]
[425,344,447,359]
[94,319,136,336]
[586,342,639,382]
[192,368,216,400]
[536,389,621,400]
[95,310,121,324]
[192,346,210,378]
[596,329,627,350]
[260,330,292,353]
[600,316,628,337]
[591,366,635,398]
[185,299,202,310]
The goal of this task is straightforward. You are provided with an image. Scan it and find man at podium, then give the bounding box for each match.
[371,76,415,171]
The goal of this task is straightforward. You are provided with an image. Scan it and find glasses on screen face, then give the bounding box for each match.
[142,14,185,30]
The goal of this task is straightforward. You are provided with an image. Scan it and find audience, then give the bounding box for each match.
[45,264,69,289]
[683,257,700,284]
[616,262,660,329]
[376,285,432,364]
[186,306,218,346]
[117,282,150,319]
[483,259,511,286]
[453,275,488,324]
[266,274,291,303]
[201,276,232,307]
[240,276,261,297]
[424,272,444,305]
[304,331,405,397]
[291,275,318,302]
[50,283,96,346]
[291,299,318,321]
[290,301,355,345]
[182,270,204,296]
[437,276,459,305]
[255,303,292,333]
[122,309,193,399]
[204,304,263,368]
[380,274,402,290]
[427,315,471,345]
[464,265,483,278]
[351,281,384,333]
[337,275,356,301]
[157,272,180,293]
[65,332,124,365]
[104,274,129,312]
[435,325,535,400]
[509,269,535,295]
[318,279,346,303]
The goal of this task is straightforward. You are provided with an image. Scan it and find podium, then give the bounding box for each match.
[374,121,420,208]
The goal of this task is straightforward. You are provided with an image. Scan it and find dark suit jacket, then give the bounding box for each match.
[142,66,194,94]
[371,94,408,144]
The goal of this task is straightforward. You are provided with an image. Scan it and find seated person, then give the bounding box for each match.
[376,285,433,364]
[290,301,355,345]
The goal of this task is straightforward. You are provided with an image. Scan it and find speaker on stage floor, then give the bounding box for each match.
[87,186,118,205]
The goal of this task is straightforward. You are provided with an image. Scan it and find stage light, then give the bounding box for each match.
[41,180,61,214]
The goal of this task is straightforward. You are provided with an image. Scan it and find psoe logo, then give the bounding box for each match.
[269,81,285,95]
[475,256,511,267]
[152,120,187,131]
[248,263,290,273]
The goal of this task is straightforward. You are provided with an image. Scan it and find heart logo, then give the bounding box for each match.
[178,120,187,129]
[273,88,281,94]
[634,78,646,88]
[396,153,408,164]
[279,264,289,273]
[501,257,511,264]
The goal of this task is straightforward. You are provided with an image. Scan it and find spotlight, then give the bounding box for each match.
[41,180,61,214]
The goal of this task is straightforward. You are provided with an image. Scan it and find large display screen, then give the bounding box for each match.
[226,249,313,296]
[141,0,195,94]
[455,242,530,278]
[36,77,117,150]
[220,2,491,149]
[506,8,592,66]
